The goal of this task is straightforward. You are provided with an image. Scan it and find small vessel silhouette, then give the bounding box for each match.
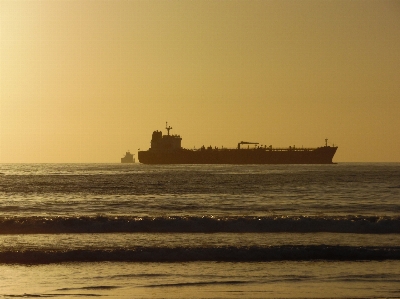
[121,151,135,163]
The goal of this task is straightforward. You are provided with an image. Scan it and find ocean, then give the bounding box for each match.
[0,163,399,298]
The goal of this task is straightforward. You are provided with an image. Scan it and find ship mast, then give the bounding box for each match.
[166,122,172,136]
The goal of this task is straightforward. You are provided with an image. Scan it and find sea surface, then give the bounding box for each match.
[0,163,399,298]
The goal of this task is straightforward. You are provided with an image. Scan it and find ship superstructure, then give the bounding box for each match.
[149,123,182,152]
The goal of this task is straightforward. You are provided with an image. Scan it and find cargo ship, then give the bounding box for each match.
[121,151,135,163]
[138,123,338,164]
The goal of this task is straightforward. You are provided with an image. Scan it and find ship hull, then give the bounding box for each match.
[121,158,134,163]
[138,147,337,164]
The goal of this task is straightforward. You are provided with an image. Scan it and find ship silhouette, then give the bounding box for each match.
[121,151,135,163]
[138,123,338,164]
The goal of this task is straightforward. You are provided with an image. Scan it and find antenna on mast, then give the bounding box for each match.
[325,139,328,147]
[166,122,172,136]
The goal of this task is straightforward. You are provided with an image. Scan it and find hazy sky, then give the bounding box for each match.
[1,0,399,163]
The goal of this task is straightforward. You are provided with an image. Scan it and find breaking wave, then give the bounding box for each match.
[1,245,400,264]
[1,215,399,234]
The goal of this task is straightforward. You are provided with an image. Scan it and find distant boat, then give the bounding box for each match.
[121,151,135,163]
[138,123,338,164]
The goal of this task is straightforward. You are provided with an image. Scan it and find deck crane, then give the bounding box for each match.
[237,141,259,149]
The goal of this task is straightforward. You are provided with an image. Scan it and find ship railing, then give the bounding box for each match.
[265,147,319,151]
[186,147,320,151]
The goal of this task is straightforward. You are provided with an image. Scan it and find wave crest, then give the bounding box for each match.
[1,245,400,264]
[1,215,399,234]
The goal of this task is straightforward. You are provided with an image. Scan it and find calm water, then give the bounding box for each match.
[0,163,399,298]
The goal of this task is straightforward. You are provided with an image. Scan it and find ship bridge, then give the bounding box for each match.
[150,122,182,151]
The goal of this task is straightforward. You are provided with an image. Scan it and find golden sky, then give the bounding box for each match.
[1,0,399,162]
